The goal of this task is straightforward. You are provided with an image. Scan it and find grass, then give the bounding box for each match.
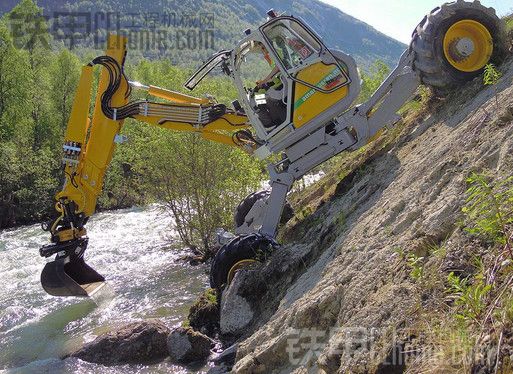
[505,14,513,33]
[204,287,218,304]
[407,253,425,281]
[462,172,513,249]
[429,241,447,259]
[400,170,513,373]
[446,271,491,323]
[407,317,475,374]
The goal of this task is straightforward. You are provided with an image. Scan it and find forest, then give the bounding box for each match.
[0,0,405,68]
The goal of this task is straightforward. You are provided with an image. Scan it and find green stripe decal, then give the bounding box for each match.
[293,68,341,110]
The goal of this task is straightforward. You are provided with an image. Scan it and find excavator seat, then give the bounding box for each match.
[40,238,105,297]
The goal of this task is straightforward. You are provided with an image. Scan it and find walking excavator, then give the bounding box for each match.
[39,1,506,297]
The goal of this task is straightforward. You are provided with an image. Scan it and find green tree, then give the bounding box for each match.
[6,0,54,149]
[49,49,81,136]
[358,60,391,102]
[136,129,263,256]
[0,21,32,142]
[0,1,62,228]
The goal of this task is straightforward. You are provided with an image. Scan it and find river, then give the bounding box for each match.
[0,205,209,373]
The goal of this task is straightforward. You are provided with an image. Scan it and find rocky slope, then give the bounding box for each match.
[61,56,513,371]
[223,55,513,373]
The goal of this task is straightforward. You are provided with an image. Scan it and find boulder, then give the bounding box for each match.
[188,288,219,336]
[219,274,255,336]
[69,320,170,365]
[167,327,212,363]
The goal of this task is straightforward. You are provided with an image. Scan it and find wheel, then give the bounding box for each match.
[411,0,506,91]
[209,234,273,290]
[234,190,294,229]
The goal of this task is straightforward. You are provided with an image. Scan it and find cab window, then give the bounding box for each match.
[263,19,321,70]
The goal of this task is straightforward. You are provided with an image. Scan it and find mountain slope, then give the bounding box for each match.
[0,0,406,68]
[218,55,513,373]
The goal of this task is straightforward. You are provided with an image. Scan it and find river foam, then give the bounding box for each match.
[0,205,208,373]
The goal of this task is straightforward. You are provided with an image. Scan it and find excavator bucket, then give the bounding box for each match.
[40,238,105,297]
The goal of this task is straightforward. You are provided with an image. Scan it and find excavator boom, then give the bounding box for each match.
[40,35,251,297]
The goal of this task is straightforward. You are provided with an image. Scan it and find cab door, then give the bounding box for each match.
[261,17,351,129]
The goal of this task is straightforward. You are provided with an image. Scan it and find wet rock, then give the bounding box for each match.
[188,288,219,336]
[167,327,212,363]
[213,343,237,365]
[206,363,231,374]
[178,254,205,265]
[69,320,170,365]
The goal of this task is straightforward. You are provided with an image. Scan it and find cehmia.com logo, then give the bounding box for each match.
[7,11,216,52]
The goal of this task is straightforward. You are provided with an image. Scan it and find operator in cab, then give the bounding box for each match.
[252,42,287,129]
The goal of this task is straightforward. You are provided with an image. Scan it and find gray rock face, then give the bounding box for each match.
[69,320,170,365]
[167,327,212,363]
[220,275,254,336]
[231,60,513,373]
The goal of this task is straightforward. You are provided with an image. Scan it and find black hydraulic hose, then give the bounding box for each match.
[90,55,142,120]
[89,56,228,124]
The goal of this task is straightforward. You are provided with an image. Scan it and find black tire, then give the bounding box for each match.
[411,0,506,91]
[209,234,272,290]
[234,190,294,229]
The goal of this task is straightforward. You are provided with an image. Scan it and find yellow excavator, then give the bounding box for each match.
[39,2,506,297]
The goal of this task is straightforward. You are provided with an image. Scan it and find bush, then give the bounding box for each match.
[136,129,263,256]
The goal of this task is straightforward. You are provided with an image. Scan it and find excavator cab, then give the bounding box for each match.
[186,11,361,155]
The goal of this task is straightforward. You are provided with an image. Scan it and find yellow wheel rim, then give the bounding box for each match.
[227,259,258,285]
[443,19,493,73]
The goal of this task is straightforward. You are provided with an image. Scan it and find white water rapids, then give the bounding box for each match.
[0,205,208,373]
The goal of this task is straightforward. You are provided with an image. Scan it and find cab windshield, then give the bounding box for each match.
[262,18,321,70]
[236,41,276,88]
